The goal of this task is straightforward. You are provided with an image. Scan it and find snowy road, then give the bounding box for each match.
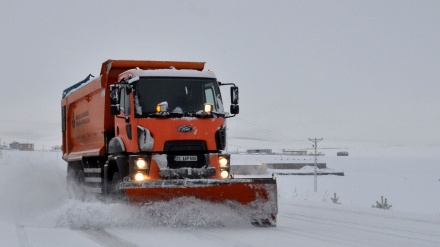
[1,149,440,246]
[10,199,440,247]
[279,201,440,247]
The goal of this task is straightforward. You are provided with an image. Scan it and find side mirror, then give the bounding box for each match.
[230,104,239,115]
[110,104,120,115]
[230,86,239,105]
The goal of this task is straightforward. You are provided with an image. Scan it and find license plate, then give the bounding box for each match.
[174,156,198,162]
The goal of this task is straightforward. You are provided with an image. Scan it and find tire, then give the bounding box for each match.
[110,172,123,200]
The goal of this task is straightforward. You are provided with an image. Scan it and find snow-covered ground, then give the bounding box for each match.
[0,147,439,247]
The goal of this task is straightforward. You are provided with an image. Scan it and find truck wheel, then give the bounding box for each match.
[111,172,120,191]
[110,172,123,200]
[112,172,120,185]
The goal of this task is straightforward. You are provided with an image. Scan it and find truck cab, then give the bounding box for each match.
[105,66,239,186]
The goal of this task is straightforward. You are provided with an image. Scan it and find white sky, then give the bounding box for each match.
[0,0,439,149]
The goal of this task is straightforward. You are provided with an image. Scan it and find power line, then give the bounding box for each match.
[309,138,323,193]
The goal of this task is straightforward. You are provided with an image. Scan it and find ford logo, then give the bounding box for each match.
[178,125,193,133]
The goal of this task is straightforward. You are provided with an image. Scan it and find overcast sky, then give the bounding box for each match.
[0,0,439,150]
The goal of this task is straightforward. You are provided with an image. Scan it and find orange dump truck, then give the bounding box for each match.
[61,60,277,226]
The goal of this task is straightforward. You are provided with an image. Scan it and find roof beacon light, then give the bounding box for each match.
[204,103,213,113]
[156,102,168,112]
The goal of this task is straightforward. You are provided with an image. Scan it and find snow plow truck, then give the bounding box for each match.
[61,59,277,226]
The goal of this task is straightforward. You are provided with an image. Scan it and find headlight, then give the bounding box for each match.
[129,155,151,181]
[135,172,145,181]
[219,157,228,167]
[218,155,230,179]
[136,159,147,169]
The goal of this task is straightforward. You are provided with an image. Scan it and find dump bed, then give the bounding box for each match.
[61,75,113,161]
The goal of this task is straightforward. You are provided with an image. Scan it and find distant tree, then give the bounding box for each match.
[372,196,392,209]
[331,193,341,204]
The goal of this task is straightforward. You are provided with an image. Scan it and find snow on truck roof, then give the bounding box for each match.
[62,68,217,99]
[62,74,94,99]
[121,68,217,80]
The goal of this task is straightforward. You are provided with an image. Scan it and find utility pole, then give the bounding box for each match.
[309,138,323,192]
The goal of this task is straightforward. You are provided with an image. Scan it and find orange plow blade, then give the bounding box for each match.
[121,178,278,226]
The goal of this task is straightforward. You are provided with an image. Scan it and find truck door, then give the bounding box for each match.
[115,84,136,151]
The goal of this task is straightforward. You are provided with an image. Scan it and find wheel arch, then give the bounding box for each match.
[108,137,126,154]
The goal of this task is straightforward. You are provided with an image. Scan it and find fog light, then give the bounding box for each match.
[136,159,147,169]
[219,157,228,167]
[221,170,229,179]
[135,172,144,181]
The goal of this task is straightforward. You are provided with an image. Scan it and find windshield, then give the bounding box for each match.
[134,77,224,117]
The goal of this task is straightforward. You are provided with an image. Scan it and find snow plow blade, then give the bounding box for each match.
[121,178,278,226]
